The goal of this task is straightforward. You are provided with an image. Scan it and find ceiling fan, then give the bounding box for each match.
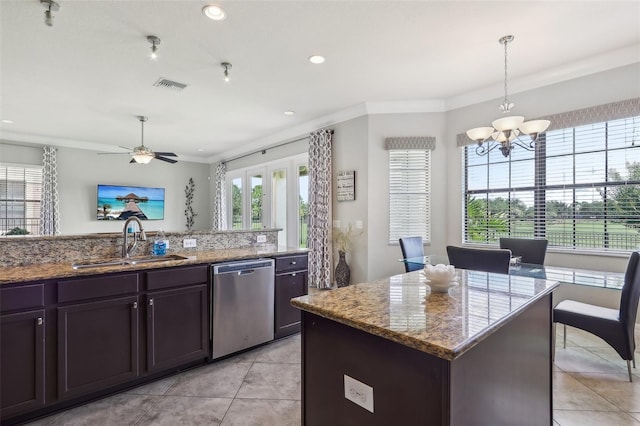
[100,116,178,164]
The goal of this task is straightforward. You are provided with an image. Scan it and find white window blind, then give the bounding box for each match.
[0,164,43,235]
[389,149,431,244]
[463,110,640,251]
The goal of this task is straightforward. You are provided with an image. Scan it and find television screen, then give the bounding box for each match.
[97,184,165,220]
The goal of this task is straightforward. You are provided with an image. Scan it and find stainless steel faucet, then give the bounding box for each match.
[122,217,146,258]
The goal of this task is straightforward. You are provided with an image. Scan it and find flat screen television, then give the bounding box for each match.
[97,184,165,220]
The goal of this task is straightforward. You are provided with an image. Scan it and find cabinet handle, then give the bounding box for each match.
[149,299,154,306]
[133,301,138,309]
[36,317,43,326]
[291,261,297,265]
[291,273,297,277]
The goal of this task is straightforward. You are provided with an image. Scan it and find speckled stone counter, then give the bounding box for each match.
[293,269,558,361]
[294,269,558,425]
[0,246,306,284]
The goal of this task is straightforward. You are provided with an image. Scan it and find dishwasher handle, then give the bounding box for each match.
[238,269,255,276]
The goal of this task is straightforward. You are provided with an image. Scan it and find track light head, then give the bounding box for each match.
[221,62,232,83]
[147,35,161,60]
[41,0,59,27]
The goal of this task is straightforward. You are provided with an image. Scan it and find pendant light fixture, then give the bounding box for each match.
[147,35,161,60]
[41,0,59,27]
[221,62,232,83]
[466,35,551,157]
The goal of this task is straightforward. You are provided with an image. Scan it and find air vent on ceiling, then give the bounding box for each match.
[153,78,188,91]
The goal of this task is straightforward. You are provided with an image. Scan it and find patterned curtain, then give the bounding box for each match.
[212,161,226,230]
[40,146,60,235]
[308,129,333,289]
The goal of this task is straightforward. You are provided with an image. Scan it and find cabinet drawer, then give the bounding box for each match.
[58,274,139,303]
[0,284,45,312]
[275,255,308,273]
[146,265,208,291]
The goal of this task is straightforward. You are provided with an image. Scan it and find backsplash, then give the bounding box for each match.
[0,229,279,267]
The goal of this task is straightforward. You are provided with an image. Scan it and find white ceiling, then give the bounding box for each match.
[1,0,639,163]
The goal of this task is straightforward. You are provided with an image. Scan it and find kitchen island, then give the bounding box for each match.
[292,269,559,426]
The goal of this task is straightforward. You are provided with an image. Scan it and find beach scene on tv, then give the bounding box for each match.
[97,185,165,220]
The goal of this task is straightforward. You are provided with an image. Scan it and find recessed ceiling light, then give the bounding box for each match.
[202,5,226,21]
[1,119,14,124]
[284,111,295,116]
[308,55,325,64]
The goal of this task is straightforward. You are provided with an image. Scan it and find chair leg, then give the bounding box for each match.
[628,360,633,382]
[563,324,567,349]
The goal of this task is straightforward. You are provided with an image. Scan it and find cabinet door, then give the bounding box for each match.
[58,296,139,399]
[147,284,208,372]
[0,310,45,417]
[275,271,307,339]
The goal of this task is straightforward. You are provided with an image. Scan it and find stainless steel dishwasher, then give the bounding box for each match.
[211,259,275,359]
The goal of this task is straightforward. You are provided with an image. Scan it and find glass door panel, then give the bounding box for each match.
[250,174,263,229]
[231,177,243,229]
[271,169,287,246]
[298,165,309,248]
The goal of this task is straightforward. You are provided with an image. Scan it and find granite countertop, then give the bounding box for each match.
[0,246,307,284]
[292,269,558,361]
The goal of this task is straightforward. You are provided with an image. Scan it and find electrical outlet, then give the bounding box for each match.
[344,374,374,413]
[355,220,363,229]
[183,238,197,248]
[257,235,267,243]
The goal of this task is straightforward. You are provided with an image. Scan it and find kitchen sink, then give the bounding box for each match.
[128,254,189,264]
[71,259,132,269]
[71,254,189,269]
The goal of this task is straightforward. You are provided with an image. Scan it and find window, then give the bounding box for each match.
[388,149,431,244]
[225,153,308,248]
[463,112,640,251]
[0,164,42,236]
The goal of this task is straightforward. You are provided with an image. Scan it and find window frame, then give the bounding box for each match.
[0,163,43,236]
[462,114,640,252]
[388,148,432,245]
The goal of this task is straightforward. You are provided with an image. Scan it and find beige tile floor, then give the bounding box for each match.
[24,326,640,425]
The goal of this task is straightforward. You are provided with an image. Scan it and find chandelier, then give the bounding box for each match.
[466,35,550,157]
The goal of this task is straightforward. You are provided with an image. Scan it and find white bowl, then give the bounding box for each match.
[423,264,456,283]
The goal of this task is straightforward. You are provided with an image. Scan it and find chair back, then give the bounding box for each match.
[620,251,640,351]
[399,237,424,272]
[446,245,511,274]
[499,237,548,265]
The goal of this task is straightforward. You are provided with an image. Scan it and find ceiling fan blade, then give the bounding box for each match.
[119,146,134,151]
[155,156,178,164]
[153,152,177,157]
[97,152,130,155]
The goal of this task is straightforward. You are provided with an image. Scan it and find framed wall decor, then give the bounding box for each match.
[337,171,355,201]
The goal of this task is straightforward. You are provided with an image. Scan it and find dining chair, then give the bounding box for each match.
[446,245,511,274]
[554,251,640,382]
[499,237,548,265]
[399,237,424,272]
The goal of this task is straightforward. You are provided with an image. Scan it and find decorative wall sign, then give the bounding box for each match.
[337,171,355,201]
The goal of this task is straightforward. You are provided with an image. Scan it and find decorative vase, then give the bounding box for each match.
[335,250,351,288]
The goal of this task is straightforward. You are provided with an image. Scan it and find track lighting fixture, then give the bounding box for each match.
[41,0,59,27]
[147,35,161,60]
[221,62,232,83]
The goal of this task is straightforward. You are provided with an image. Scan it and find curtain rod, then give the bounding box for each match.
[222,129,334,164]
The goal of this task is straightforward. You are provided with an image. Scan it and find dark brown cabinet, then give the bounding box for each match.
[0,309,46,417]
[145,265,209,372]
[274,254,308,339]
[0,283,47,418]
[57,274,140,400]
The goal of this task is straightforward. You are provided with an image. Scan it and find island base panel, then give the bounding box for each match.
[301,294,552,426]
[302,312,450,426]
